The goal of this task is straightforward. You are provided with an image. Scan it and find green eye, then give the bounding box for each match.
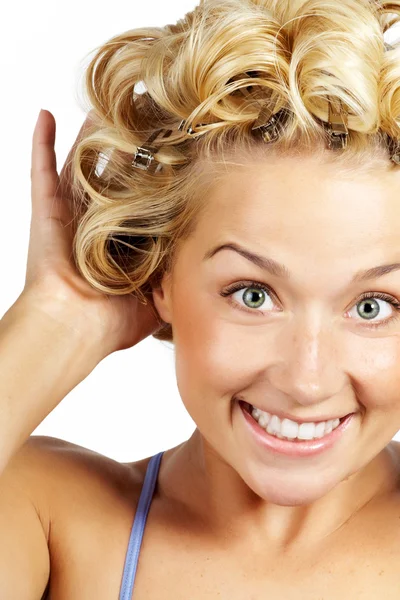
[241,287,266,309]
[349,292,400,329]
[220,284,400,329]
[220,281,274,315]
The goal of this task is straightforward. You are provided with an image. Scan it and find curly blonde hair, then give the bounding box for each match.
[69,0,400,343]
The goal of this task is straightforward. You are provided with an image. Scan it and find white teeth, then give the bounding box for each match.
[250,406,341,441]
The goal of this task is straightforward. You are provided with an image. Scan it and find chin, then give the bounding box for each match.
[237,460,345,507]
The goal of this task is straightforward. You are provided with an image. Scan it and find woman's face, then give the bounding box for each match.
[153,154,400,506]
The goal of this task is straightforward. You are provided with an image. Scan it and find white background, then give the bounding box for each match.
[1,2,400,462]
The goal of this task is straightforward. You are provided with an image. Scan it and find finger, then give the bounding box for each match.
[30,110,61,221]
[27,110,78,277]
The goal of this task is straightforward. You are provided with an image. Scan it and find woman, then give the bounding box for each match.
[1,0,400,597]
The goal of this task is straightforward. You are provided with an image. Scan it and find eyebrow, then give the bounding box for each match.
[203,242,400,284]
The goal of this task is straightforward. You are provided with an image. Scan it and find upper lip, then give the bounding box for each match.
[246,402,353,424]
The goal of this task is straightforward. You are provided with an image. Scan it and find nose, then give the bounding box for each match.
[268,314,346,408]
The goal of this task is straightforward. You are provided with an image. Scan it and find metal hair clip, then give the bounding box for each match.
[234,73,290,142]
[252,105,291,142]
[132,127,173,173]
[385,133,400,165]
[178,120,195,135]
[323,94,400,163]
[325,96,349,150]
[132,61,399,172]
[383,41,400,163]
[178,120,209,137]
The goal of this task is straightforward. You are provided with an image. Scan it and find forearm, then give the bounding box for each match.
[0,295,104,475]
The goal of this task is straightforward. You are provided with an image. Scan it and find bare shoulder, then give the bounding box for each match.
[22,434,146,492]
[8,435,146,540]
[15,435,156,598]
[19,435,152,519]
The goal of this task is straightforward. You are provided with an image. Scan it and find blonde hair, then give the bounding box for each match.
[69,0,400,343]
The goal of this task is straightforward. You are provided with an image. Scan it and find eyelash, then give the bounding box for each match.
[220,281,400,330]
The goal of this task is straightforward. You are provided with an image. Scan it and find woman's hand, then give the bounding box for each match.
[24,109,163,357]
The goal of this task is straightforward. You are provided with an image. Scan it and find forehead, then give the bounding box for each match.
[194,156,400,252]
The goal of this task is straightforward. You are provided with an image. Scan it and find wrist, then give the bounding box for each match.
[6,291,108,364]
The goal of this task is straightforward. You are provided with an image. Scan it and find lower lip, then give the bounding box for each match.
[239,402,355,457]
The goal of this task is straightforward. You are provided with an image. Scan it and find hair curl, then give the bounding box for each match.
[68,0,400,343]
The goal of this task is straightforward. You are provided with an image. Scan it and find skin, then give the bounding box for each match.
[152,152,400,554]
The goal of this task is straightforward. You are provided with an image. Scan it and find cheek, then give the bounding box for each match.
[172,288,267,400]
[174,309,240,398]
[353,338,400,412]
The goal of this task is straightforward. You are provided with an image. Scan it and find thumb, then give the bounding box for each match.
[30,109,62,222]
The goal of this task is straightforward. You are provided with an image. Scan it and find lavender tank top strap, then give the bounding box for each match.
[119,451,164,600]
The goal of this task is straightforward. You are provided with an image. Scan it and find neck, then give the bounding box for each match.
[160,429,399,553]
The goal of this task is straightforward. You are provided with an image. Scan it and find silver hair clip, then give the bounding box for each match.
[132,59,400,172]
[383,41,400,163]
[384,133,400,165]
[325,96,349,150]
[252,105,291,142]
[178,120,195,135]
[235,73,291,142]
[323,94,400,163]
[178,120,209,137]
[132,128,173,173]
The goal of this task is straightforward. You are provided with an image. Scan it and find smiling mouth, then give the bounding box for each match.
[239,401,350,424]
